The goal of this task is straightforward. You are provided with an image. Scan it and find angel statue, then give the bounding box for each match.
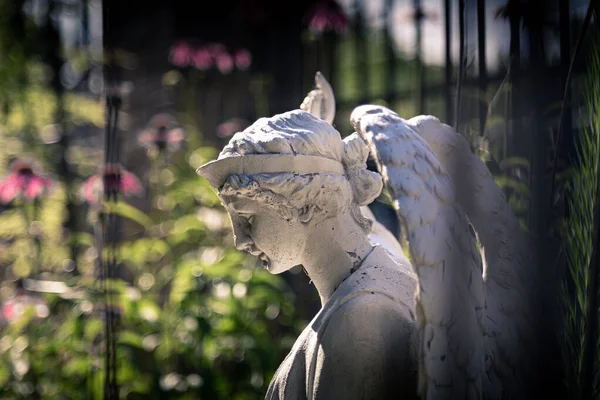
[196,72,539,400]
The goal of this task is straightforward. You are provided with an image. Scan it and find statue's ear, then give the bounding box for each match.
[298,205,315,224]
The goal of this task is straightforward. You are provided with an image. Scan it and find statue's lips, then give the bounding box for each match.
[258,252,270,268]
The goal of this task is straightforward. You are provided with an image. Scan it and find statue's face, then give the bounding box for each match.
[221,195,308,274]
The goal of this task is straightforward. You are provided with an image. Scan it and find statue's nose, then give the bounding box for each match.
[235,235,262,256]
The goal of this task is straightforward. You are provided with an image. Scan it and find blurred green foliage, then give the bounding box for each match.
[0,61,301,399]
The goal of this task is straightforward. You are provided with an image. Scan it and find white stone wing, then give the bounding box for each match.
[406,116,535,399]
[299,72,336,125]
[352,105,486,400]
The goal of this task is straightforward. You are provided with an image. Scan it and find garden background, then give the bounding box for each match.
[0,0,598,398]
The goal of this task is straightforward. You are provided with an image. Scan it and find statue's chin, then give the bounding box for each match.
[260,257,291,275]
[258,253,299,275]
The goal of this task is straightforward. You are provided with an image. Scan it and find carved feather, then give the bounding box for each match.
[300,72,336,125]
[352,105,486,400]
[406,116,536,399]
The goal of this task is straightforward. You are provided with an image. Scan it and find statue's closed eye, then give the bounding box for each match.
[239,214,254,229]
[243,216,257,242]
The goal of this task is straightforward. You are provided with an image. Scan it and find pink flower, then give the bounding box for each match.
[234,49,252,71]
[0,158,54,204]
[217,118,250,138]
[138,113,185,153]
[173,42,248,74]
[169,41,193,67]
[306,0,348,35]
[1,290,49,324]
[79,163,144,205]
[216,52,234,74]
[192,46,213,70]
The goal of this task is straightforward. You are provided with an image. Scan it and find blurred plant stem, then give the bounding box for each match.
[26,322,41,400]
[20,200,42,277]
[17,199,42,397]
[454,0,465,132]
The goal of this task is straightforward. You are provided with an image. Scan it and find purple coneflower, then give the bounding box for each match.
[234,49,252,71]
[192,46,213,70]
[138,113,185,153]
[306,0,348,35]
[0,158,54,205]
[216,52,234,74]
[80,163,144,206]
[169,41,193,67]
[217,118,250,139]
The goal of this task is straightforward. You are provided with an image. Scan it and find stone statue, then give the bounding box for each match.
[197,73,538,400]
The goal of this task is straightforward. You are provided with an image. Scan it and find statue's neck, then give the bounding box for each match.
[302,212,373,306]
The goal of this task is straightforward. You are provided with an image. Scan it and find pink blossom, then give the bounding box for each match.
[1,290,49,324]
[138,113,185,153]
[306,0,348,35]
[216,52,234,74]
[173,42,246,74]
[234,49,252,71]
[169,41,193,67]
[217,118,250,138]
[192,47,213,70]
[0,158,54,204]
[79,164,144,206]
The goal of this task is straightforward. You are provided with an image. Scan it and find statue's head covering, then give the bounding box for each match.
[196,109,346,189]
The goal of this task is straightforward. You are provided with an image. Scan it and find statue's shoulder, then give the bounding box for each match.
[325,284,414,342]
[312,270,418,399]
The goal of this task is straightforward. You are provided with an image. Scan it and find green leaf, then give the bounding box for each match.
[71,232,94,247]
[84,318,104,341]
[0,365,9,387]
[63,357,89,377]
[103,201,155,229]
[130,375,152,394]
[118,331,144,349]
[137,299,161,323]
[170,260,196,305]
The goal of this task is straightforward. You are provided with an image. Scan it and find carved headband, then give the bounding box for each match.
[196,154,345,188]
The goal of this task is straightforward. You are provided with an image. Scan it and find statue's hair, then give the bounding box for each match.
[219,110,383,232]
